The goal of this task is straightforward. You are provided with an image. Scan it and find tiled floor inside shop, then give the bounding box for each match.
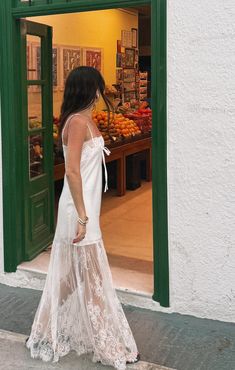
[19,181,153,294]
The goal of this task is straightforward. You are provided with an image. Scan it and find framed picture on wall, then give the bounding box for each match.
[116,53,122,68]
[124,48,135,68]
[30,43,38,80]
[121,30,132,48]
[52,46,59,90]
[31,42,60,90]
[82,47,103,73]
[131,28,138,48]
[30,42,41,91]
[61,46,81,88]
[27,41,40,81]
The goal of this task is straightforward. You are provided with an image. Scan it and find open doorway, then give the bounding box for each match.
[19,7,153,294]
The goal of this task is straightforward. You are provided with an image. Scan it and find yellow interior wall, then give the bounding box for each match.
[27,9,138,116]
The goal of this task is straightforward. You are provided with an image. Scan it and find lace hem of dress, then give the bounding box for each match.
[26,239,138,370]
[26,335,137,369]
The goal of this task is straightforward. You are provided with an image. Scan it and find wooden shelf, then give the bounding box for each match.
[54,134,152,196]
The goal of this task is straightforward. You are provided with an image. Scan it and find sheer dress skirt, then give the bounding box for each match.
[26,137,139,370]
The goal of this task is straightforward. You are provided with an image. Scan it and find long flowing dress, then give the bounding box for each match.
[26,113,139,370]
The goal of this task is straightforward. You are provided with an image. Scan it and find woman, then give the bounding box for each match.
[26,66,140,370]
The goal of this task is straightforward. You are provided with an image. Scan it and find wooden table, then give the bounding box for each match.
[54,134,152,196]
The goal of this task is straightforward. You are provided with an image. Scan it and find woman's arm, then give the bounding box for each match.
[65,115,87,225]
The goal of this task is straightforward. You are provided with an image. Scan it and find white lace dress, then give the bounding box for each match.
[26,114,139,370]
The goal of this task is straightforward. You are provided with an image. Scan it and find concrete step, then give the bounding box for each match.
[15,263,165,313]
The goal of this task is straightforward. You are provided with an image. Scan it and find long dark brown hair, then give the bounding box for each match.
[59,66,113,141]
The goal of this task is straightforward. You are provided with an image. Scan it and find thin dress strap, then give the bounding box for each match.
[86,121,96,144]
[62,113,82,145]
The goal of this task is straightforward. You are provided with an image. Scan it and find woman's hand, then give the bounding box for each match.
[73,223,86,244]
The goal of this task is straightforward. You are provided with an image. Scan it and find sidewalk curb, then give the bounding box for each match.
[0,329,27,343]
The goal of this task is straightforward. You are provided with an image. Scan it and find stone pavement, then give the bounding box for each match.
[0,330,173,370]
[0,283,235,370]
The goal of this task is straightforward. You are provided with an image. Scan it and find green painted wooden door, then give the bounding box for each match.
[0,0,169,306]
[20,20,54,260]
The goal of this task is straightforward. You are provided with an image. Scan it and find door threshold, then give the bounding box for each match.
[17,248,153,296]
[17,251,164,312]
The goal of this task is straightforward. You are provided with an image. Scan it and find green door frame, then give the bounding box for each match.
[0,0,169,307]
[20,20,55,260]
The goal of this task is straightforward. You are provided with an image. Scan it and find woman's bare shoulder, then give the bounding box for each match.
[68,113,88,128]
[63,113,88,145]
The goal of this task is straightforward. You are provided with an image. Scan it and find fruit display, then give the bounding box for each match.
[53,116,59,141]
[116,100,140,114]
[28,117,42,129]
[29,135,43,159]
[52,116,64,164]
[92,111,118,143]
[112,113,141,138]
[29,135,43,178]
[92,110,141,143]
[52,105,150,166]
[124,102,152,133]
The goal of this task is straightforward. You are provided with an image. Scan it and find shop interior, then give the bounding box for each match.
[19,6,153,294]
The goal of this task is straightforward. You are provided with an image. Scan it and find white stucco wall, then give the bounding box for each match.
[0,1,235,323]
[168,0,235,322]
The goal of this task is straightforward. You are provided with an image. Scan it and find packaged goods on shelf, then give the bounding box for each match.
[28,118,42,130]
[139,93,147,100]
[139,87,147,94]
[139,71,148,102]
[139,80,147,87]
[139,72,148,79]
